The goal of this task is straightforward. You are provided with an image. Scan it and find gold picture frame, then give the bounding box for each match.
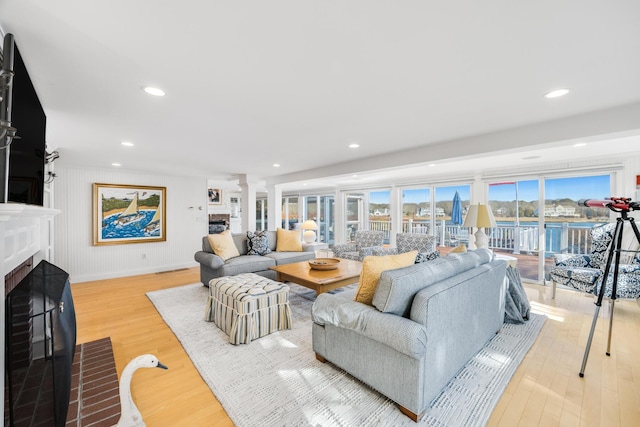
[93,183,167,245]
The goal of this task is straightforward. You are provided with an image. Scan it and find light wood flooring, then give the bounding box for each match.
[72,267,640,426]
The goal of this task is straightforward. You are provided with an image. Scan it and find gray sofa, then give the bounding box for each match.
[194,231,316,285]
[311,249,506,421]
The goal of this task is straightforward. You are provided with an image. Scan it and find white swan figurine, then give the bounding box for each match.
[116,354,168,427]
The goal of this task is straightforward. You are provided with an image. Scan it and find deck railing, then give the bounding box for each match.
[368,219,598,255]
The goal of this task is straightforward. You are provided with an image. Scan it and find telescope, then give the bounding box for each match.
[577,195,640,377]
[578,197,640,212]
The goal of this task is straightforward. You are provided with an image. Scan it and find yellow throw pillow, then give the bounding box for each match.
[354,250,418,305]
[207,230,240,261]
[449,244,467,254]
[275,228,303,252]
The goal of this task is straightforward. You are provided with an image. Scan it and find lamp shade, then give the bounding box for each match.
[300,220,318,230]
[462,204,497,229]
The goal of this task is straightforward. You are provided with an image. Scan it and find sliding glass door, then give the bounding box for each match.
[487,174,611,282]
[543,175,610,251]
[488,180,539,281]
[345,193,364,242]
[318,196,335,245]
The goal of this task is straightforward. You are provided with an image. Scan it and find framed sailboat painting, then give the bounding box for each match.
[93,183,167,245]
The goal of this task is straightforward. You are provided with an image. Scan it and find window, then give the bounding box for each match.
[402,187,430,234]
[255,199,267,231]
[282,197,298,229]
[434,185,471,247]
[369,190,391,243]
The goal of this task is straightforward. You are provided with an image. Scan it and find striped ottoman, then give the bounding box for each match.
[205,273,292,345]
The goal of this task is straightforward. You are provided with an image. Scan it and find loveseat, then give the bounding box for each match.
[311,249,506,421]
[194,230,316,286]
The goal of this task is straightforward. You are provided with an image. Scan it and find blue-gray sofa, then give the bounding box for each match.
[194,231,316,286]
[311,249,507,421]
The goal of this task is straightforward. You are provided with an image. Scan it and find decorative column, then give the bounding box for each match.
[390,186,401,246]
[238,174,257,233]
[266,184,282,231]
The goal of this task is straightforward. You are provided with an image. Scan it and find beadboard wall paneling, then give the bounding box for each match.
[54,166,208,283]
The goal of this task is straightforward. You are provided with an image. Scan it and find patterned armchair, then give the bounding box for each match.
[331,230,385,261]
[550,223,640,299]
[371,233,440,263]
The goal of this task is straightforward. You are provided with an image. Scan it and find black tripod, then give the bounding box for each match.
[579,198,640,377]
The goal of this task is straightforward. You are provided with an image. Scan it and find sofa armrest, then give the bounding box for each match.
[331,243,356,257]
[371,247,399,256]
[553,253,593,268]
[312,294,427,359]
[194,251,225,269]
[359,245,385,258]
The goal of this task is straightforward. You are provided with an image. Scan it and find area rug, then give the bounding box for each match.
[147,283,545,427]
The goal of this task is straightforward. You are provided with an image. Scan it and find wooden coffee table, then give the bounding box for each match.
[269,258,362,295]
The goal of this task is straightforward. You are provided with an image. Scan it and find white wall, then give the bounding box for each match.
[54,165,208,283]
[622,156,640,201]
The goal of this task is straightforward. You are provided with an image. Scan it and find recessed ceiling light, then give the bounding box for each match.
[121,141,134,147]
[143,86,166,97]
[522,155,541,160]
[273,163,280,168]
[352,174,358,178]
[348,143,360,149]
[545,89,569,98]
[573,142,587,147]
[428,163,436,167]
[112,163,121,167]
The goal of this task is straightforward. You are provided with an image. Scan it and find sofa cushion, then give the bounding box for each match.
[276,228,303,252]
[216,255,276,277]
[264,250,315,265]
[208,230,240,261]
[247,230,272,255]
[373,249,494,316]
[354,251,418,305]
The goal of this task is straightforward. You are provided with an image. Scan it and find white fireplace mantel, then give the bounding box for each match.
[1,202,59,423]
[1,203,59,274]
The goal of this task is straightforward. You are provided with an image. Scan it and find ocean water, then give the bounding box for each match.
[102,210,159,239]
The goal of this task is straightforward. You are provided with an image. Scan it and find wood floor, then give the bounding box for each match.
[72,267,640,426]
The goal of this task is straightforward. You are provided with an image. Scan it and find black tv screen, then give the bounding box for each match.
[8,43,46,206]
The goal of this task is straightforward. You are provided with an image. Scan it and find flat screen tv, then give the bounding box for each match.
[7,42,46,206]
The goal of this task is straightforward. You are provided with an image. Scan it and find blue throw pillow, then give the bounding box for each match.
[247,230,271,255]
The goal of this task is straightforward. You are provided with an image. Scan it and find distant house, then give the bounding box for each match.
[544,205,578,217]
[435,207,445,217]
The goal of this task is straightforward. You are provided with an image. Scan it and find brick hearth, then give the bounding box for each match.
[66,338,120,426]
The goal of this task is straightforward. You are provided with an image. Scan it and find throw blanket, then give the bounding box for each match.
[504,266,531,324]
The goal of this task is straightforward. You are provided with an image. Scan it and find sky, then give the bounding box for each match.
[368,175,610,204]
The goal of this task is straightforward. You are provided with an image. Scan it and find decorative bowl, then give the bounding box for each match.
[308,258,341,270]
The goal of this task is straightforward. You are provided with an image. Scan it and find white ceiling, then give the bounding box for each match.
[1,1,640,191]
